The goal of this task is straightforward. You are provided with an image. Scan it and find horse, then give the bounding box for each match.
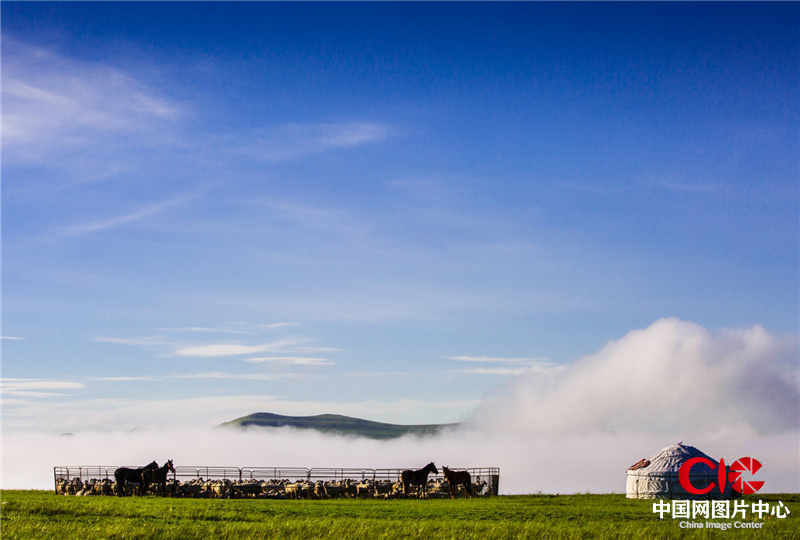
[442,466,472,498]
[401,462,438,497]
[114,461,158,496]
[142,459,175,496]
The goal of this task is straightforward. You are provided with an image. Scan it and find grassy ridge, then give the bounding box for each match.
[219,412,457,439]
[2,491,798,539]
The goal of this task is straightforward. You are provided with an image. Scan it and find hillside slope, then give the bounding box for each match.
[219,412,458,439]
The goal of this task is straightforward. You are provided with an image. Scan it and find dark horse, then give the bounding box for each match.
[142,459,175,495]
[114,461,158,496]
[442,466,472,498]
[401,462,438,497]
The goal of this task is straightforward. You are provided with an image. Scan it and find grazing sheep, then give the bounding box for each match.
[66,478,82,495]
[355,479,373,498]
[323,479,348,498]
[101,479,115,496]
[373,480,393,497]
[75,481,92,496]
[284,482,301,499]
[314,481,328,499]
[232,481,261,498]
[391,481,404,497]
[299,481,315,499]
[473,480,489,496]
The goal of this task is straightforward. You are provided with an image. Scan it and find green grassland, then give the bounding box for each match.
[1,491,797,539]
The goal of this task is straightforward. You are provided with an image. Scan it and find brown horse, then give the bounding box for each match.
[442,466,472,498]
[401,462,438,497]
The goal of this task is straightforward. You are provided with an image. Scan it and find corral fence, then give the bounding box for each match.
[53,465,500,497]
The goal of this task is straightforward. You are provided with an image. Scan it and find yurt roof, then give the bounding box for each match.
[632,442,717,473]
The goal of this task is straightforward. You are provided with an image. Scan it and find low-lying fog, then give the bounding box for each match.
[3,318,798,493]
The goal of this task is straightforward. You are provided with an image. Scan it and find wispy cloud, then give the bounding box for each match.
[258,322,298,329]
[1,390,68,398]
[169,372,301,381]
[344,371,409,378]
[447,355,551,364]
[0,379,85,397]
[292,346,343,354]
[3,39,179,161]
[173,338,302,357]
[243,356,334,367]
[0,378,85,390]
[448,355,564,376]
[154,322,297,335]
[88,372,301,382]
[238,122,389,162]
[157,327,253,335]
[58,193,196,236]
[94,336,170,346]
[1,336,24,341]
[659,182,720,193]
[88,376,155,382]
[457,367,532,376]
[256,199,366,238]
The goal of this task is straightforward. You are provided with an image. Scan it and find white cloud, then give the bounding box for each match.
[1,394,473,434]
[258,322,298,329]
[157,323,296,334]
[447,355,551,364]
[2,39,179,161]
[2,319,798,494]
[2,319,800,493]
[0,379,85,390]
[88,376,155,382]
[1,391,67,398]
[470,318,800,436]
[239,122,389,162]
[243,356,334,366]
[449,356,564,376]
[59,193,196,236]
[659,182,720,193]
[169,372,301,381]
[173,338,303,357]
[157,327,253,335]
[345,371,409,378]
[292,346,343,353]
[457,367,532,376]
[87,373,300,382]
[0,336,24,341]
[0,379,84,392]
[94,336,170,346]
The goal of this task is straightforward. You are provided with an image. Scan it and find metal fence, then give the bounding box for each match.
[53,465,500,495]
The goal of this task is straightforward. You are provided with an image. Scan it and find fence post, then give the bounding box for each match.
[53,467,57,494]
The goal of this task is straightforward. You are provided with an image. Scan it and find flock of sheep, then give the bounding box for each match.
[55,476,490,499]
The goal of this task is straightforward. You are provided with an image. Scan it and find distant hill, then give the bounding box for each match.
[220,412,459,439]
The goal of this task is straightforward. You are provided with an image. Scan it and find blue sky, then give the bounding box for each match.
[2,3,798,431]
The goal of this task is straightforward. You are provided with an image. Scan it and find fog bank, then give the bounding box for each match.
[3,318,798,493]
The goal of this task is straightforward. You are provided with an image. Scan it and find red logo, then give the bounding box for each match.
[678,456,764,495]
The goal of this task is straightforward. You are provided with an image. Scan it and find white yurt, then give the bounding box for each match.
[626,442,733,499]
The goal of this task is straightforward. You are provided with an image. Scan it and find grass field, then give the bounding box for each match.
[1,491,797,539]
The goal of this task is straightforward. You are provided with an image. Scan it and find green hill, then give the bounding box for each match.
[219,412,458,439]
